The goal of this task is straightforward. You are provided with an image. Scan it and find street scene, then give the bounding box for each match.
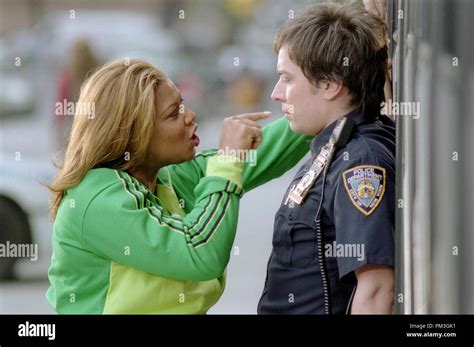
[0,0,472,327]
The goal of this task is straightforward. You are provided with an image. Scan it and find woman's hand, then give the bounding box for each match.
[364,0,394,119]
[219,112,270,157]
[363,0,388,18]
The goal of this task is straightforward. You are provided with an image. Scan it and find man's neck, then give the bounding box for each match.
[320,105,357,133]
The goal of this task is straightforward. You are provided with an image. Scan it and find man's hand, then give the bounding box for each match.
[350,264,394,314]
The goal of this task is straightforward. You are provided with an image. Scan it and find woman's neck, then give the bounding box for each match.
[129,165,161,193]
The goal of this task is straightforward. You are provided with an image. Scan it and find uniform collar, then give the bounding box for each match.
[309,108,368,154]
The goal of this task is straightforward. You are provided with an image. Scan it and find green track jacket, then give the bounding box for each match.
[46,118,310,314]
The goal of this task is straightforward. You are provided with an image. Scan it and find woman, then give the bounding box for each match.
[46,58,310,314]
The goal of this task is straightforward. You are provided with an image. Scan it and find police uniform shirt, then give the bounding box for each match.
[257,109,396,314]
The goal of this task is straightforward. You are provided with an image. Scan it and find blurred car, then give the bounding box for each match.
[0,154,55,279]
[0,69,36,118]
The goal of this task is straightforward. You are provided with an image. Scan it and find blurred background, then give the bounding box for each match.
[0,0,473,315]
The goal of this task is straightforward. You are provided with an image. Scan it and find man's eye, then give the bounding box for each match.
[281,76,290,83]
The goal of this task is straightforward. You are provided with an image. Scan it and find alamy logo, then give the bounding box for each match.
[325,241,365,261]
[55,99,96,119]
[380,99,420,119]
[18,321,56,340]
[217,147,257,167]
[0,241,38,261]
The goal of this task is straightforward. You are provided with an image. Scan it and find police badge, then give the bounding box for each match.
[342,165,386,216]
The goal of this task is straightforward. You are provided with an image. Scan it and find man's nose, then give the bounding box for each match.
[271,80,285,102]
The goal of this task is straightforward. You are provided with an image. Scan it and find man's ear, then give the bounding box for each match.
[321,80,344,101]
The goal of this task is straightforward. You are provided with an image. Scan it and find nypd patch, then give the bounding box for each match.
[342,165,386,216]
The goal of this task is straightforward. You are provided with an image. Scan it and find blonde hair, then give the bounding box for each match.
[48,58,166,219]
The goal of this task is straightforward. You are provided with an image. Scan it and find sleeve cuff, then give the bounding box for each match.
[206,156,244,187]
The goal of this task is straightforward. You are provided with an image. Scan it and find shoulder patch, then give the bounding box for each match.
[342,165,386,216]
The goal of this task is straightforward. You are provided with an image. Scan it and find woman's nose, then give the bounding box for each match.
[184,108,196,125]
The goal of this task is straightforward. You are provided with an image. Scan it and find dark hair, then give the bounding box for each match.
[274,3,388,116]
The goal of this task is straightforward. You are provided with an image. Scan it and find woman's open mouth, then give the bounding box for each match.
[191,133,200,147]
[190,126,200,147]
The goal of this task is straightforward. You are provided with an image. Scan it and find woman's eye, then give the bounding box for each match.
[169,99,184,118]
[171,108,180,118]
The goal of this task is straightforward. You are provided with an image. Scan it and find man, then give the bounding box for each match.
[257,2,395,314]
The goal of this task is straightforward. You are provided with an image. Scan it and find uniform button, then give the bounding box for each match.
[288,214,293,221]
[303,167,309,171]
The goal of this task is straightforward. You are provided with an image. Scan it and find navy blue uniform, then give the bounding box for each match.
[258,109,396,314]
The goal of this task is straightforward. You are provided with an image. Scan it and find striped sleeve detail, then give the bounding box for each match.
[118,171,187,232]
[123,173,183,223]
[115,170,241,248]
[188,184,237,242]
[120,171,218,236]
[115,171,186,235]
[193,192,233,248]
